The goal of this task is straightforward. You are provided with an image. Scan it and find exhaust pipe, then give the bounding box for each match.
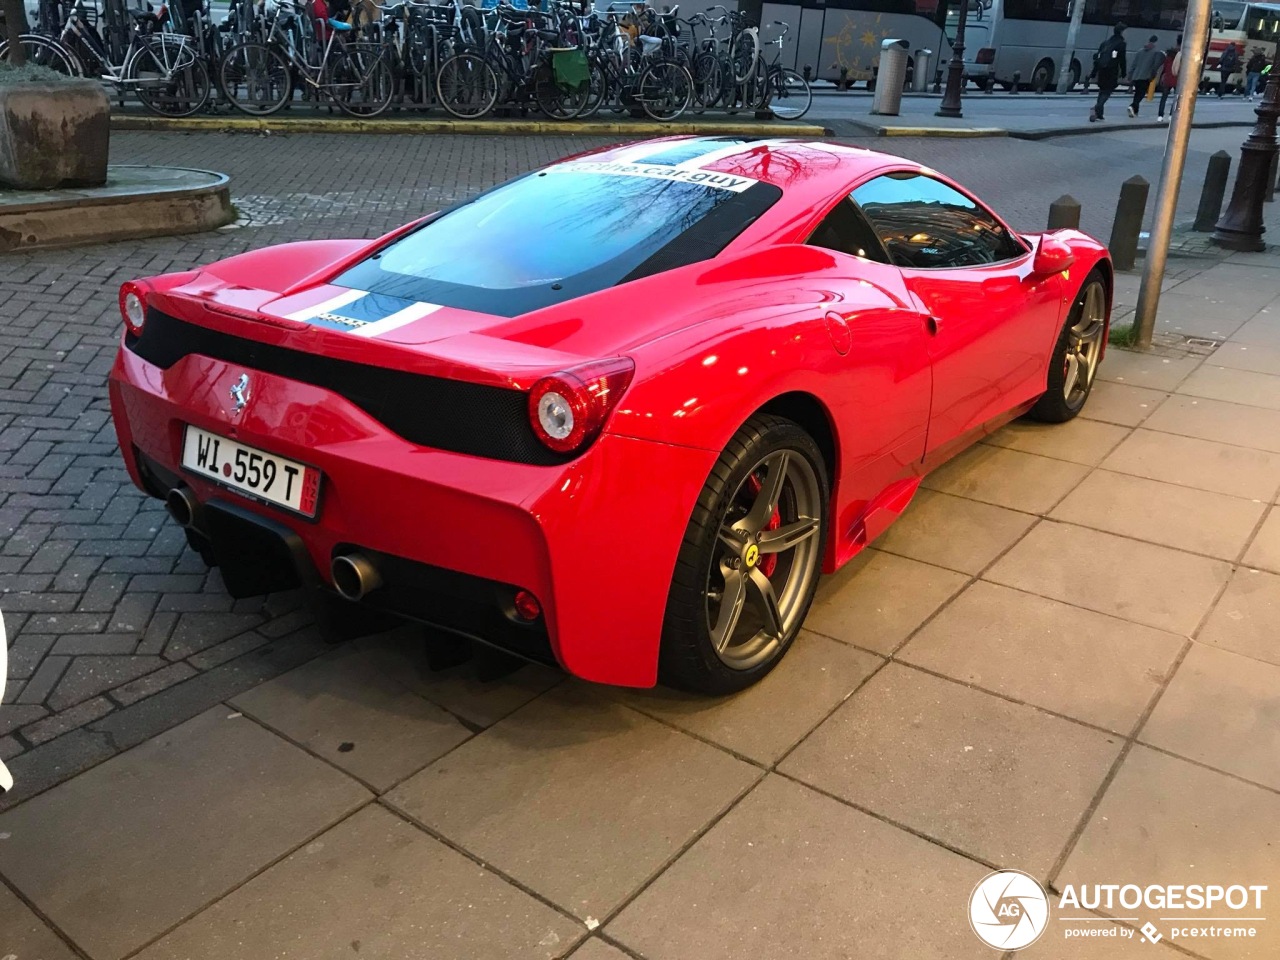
[331,553,383,601]
[166,487,201,531]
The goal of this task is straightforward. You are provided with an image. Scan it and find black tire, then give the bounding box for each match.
[220,41,292,115]
[1027,270,1108,423]
[659,415,829,695]
[1031,58,1053,93]
[437,51,498,118]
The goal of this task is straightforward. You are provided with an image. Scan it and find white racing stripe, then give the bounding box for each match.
[283,288,367,322]
[672,137,795,171]
[547,160,757,192]
[347,301,442,338]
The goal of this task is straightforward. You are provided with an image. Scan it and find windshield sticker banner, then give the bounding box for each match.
[546,161,758,193]
[284,291,440,338]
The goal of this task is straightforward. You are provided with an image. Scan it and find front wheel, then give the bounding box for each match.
[1027,271,1108,422]
[767,67,812,120]
[220,42,292,115]
[129,36,211,117]
[637,60,692,121]
[436,52,498,118]
[660,415,829,694]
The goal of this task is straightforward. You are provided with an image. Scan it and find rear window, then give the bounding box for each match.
[335,167,781,317]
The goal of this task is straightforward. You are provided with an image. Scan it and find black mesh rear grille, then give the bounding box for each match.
[125,308,570,465]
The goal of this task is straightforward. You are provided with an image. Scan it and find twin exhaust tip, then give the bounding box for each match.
[167,486,382,602]
[331,553,383,601]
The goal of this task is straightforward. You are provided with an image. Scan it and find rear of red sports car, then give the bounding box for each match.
[109,138,804,688]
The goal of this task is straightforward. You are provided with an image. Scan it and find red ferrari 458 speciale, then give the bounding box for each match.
[109,136,1111,694]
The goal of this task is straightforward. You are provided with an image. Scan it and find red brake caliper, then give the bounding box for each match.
[747,474,780,578]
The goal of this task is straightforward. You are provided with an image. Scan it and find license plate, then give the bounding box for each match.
[181,426,321,518]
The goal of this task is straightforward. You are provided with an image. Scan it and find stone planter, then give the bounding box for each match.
[0,79,110,190]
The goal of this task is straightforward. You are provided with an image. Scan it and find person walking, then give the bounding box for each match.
[1157,34,1181,120]
[1218,42,1240,96]
[1090,23,1128,122]
[1246,47,1267,99]
[1128,35,1165,116]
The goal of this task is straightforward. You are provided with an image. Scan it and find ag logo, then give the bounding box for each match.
[969,870,1049,950]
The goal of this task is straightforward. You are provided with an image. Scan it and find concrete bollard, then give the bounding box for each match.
[1048,194,1082,230]
[1194,151,1232,230]
[1109,175,1149,271]
[1011,71,1021,93]
[1267,150,1279,203]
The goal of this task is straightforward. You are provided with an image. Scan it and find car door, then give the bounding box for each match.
[805,194,933,543]
[851,171,1063,459]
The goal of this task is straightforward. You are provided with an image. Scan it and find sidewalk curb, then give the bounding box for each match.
[110,114,831,137]
[1010,119,1255,140]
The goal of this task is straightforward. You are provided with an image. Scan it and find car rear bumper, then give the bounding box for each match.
[108,340,718,687]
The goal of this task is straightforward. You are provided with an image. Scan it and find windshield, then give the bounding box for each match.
[336,167,780,317]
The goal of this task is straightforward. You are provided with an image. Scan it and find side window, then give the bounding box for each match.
[806,197,890,264]
[851,172,1028,270]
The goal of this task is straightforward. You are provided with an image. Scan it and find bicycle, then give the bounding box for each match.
[748,22,810,120]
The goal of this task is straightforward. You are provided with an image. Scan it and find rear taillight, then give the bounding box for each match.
[528,357,635,454]
[976,47,995,64]
[119,281,150,336]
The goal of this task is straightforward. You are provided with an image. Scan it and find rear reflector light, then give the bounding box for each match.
[119,281,150,336]
[976,48,995,64]
[528,357,635,454]
[513,589,542,621]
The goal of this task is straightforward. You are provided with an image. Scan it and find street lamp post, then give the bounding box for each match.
[937,0,969,117]
[1212,45,1280,250]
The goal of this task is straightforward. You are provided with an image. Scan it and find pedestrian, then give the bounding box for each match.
[1218,42,1240,96]
[1090,22,1127,122]
[1246,47,1267,99]
[1128,35,1164,116]
[1158,34,1181,121]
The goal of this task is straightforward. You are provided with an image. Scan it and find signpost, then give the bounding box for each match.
[1132,0,1213,347]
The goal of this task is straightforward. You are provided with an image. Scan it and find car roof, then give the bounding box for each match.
[549,136,917,194]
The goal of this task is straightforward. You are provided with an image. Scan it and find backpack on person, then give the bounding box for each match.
[1095,34,1124,80]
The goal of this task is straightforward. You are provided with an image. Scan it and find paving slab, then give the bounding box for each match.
[1176,365,1280,411]
[1243,507,1280,572]
[780,664,1120,875]
[385,684,760,921]
[986,521,1231,635]
[614,630,882,764]
[0,708,370,960]
[1211,341,1280,376]
[1049,471,1266,560]
[1100,429,1280,501]
[1141,644,1280,791]
[352,629,564,729]
[0,882,78,960]
[133,806,583,960]
[230,644,474,791]
[1230,312,1280,349]
[1144,293,1249,340]
[804,549,969,654]
[568,940,633,960]
[982,417,1131,466]
[1079,381,1168,427]
[1143,394,1280,454]
[608,774,993,960]
[1057,746,1280,960]
[1198,568,1280,666]
[899,581,1183,733]
[872,489,1036,574]
[921,445,1090,514]
[1096,349,1203,392]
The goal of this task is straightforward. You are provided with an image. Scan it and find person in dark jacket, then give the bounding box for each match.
[1218,43,1240,96]
[1127,35,1165,116]
[1090,23,1128,122]
[1246,48,1268,99]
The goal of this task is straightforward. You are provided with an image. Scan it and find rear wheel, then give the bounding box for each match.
[1027,271,1107,422]
[660,415,828,694]
[1031,57,1054,93]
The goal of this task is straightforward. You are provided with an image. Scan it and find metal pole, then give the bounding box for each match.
[1132,0,1212,348]
[1057,0,1086,94]
[1211,42,1280,249]
[937,0,969,117]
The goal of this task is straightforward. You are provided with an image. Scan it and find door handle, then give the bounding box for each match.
[925,315,941,336]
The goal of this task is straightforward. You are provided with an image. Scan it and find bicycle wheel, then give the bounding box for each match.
[729,28,758,84]
[128,36,211,118]
[769,67,811,120]
[220,42,292,115]
[326,45,395,116]
[690,50,721,111]
[0,35,81,75]
[436,50,498,118]
[637,59,691,121]
[576,57,608,118]
[534,60,589,120]
[460,4,485,48]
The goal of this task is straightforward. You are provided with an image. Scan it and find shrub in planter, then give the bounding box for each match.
[0,62,109,190]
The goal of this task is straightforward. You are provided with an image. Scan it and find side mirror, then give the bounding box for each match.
[1033,237,1075,275]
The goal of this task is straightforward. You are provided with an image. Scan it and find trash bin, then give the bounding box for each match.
[912,48,933,92]
[872,39,910,115]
